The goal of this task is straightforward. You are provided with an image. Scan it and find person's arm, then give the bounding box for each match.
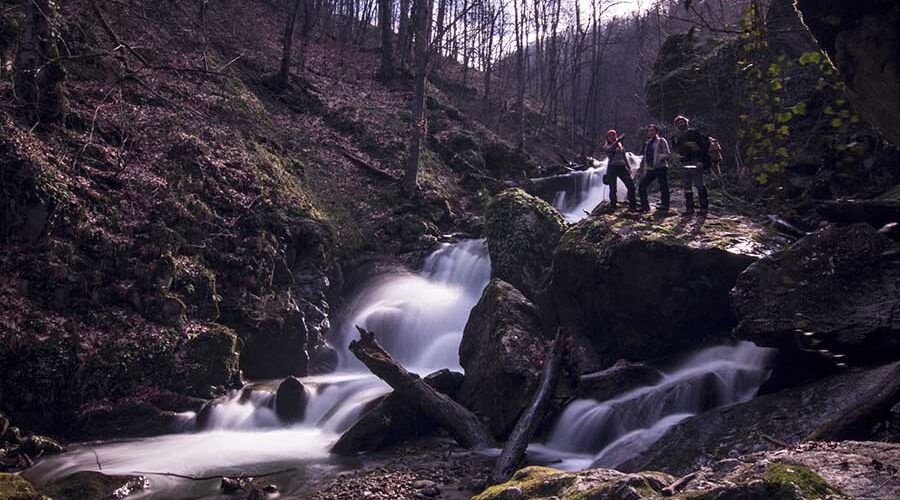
[660,138,671,166]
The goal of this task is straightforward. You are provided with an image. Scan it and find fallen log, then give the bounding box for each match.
[349,326,495,448]
[807,362,900,441]
[490,329,567,484]
[818,199,900,228]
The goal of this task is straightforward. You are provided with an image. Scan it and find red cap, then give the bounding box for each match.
[606,129,617,139]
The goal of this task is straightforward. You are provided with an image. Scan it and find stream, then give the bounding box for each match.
[24,156,773,498]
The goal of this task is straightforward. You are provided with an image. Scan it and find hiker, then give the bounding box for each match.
[671,115,710,216]
[601,129,636,212]
[638,124,671,212]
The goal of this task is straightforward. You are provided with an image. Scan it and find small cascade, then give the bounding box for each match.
[530,342,774,470]
[552,154,642,222]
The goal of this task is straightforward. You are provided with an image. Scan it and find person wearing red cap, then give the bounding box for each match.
[600,129,636,212]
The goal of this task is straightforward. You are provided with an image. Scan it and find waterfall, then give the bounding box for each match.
[552,154,642,223]
[529,342,774,470]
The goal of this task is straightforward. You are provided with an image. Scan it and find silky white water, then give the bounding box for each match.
[25,239,492,498]
[552,153,642,222]
[529,342,774,471]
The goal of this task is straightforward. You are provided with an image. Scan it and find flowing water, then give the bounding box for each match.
[25,240,491,498]
[26,162,772,497]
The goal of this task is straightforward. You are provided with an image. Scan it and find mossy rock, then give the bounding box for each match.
[0,474,47,500]
[763,462,848,500]
[183,323,240,390]
[40,471,149,500]
[474,466,673,500]
[485,188,565,298]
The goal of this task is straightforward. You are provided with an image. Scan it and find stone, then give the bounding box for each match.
[620,361,899,476]
[546,215,760,366]
[40,471,149,500]
[183,323,240,390]
[732,224,900,366]
[331,369,464,455]
[577,360,664,402]
[274,376,308,423]
[458,279,551,438]
[0,473,46,500]
[239,293,310,380]
[794,0,900,146]
[485,188,566,299]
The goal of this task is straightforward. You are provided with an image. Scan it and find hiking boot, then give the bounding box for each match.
[639,204,651,212]
[681,192,695,216]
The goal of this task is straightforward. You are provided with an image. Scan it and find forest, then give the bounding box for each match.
[1,0,899,498]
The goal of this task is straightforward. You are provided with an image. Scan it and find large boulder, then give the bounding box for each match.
[182,323,240,392]
[0,474,46,500]
[458,279,552,438]
[485,189,566,298]
[477,441,900,500]
[331,369,464,455]
[274,376,308,423]
[732,224,900,366]
[576,360,664,402]
[546,214,775,366]
[795,0,900,146]
[238,292,310,380]
[621,361,899,476]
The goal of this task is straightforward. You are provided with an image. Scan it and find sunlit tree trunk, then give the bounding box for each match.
[402,0,433,197]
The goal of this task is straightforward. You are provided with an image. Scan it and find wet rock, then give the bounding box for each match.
[183,323,240,391]
[621,361,899,476]
[76,400,180,439]
[274,376,308,423]
[485,188,565,299]
[547,216,758,366]
[473,466,674,500]
[794,0,900,146]
[331,370,464,455]
[145,291,186,327]
[0,473,46,500]
[239,293,310,380]
[19,435,65,456]
[577,360,664,402]
[307,343,339,375]
[41,471,149,500]
[458,279,551,438]
[732,224,900,366]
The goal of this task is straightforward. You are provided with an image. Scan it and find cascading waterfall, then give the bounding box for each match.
[552,153,642,222]
[26,161,772,497]
[24,239,492,498]
[529,342,774,471]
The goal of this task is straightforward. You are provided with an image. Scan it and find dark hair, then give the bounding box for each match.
[647,124,659,132]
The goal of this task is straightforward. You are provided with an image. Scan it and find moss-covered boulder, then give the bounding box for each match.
[182,323,240,392]
[39,471,149,500]
[458,279,552,438]
[473,466,674,500]
[545,213,775,366]
[732,224,900,366]
[485,189,566,298]
[0,473,47,500]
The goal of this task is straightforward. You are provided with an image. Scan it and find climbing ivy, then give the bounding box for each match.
[735,3,861,185]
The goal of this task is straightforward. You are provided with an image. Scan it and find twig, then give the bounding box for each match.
[761,434,790,448]
[131,467,296,482]
[91,448,103,471]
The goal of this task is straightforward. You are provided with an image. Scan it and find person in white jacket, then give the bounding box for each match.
[638,124,671,212]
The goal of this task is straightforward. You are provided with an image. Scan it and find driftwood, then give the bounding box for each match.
[818,199,900,228]
[807,363,900,442]
[349,326,495,448]
[340,149,400,181]
[490,329,567,484]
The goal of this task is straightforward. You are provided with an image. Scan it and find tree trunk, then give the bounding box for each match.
[490,329,567,484]
[14,0,67,124]
[398,0,412,67]
[378,0,394,80]
[349,327,495,448]
[807,363,900,442]
[275,0,302,90]
[402,0,432,197]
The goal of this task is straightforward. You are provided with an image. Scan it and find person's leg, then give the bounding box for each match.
[658,168,670,210]
[696,169,709,212]
[622,169,637,210]
[638,170,654,211]
[682,168,695,215]
[606,166,618,209]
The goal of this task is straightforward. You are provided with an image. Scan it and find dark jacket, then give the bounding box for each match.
[672,128,709,167]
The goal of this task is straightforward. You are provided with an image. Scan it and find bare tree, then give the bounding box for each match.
[379,0,395,80]
[403,0,434,196]
[14,0,66,124]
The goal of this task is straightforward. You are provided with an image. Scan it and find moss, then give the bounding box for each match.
[0,473,47,500]
[474,467,576,500]
[764,462,848,499]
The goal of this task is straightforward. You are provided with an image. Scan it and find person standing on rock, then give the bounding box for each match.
[638,124,671,213]
[671,115,710,216]
[601,129,637,212]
